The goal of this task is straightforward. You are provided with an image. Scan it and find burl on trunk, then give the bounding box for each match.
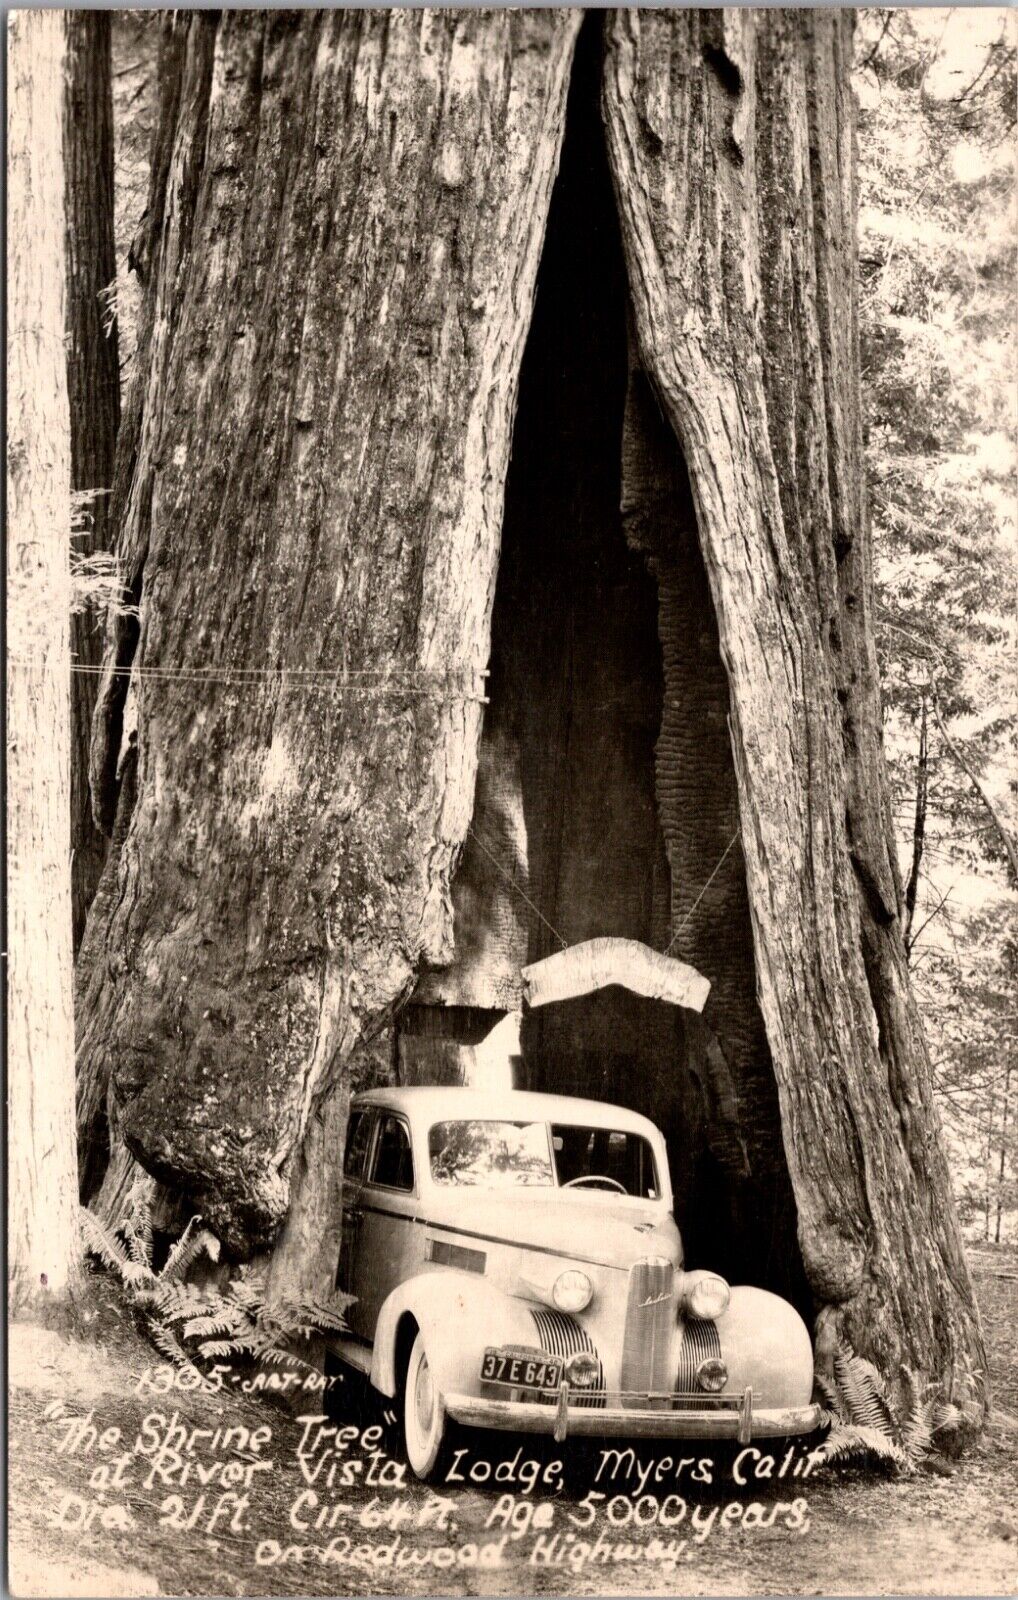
[77,9,984,1420]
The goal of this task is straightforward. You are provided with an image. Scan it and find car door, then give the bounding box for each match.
[349,1111,423,1340]
[336,1106,374,1314]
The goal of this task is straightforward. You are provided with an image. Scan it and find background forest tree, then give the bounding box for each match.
[7,8,80,1309]
[854,8,1016,1242]
[60,7,1015,1429]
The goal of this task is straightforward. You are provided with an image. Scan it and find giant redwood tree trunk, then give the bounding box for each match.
[601,8,983,1411]
[76,8,581,1251]
[77,8,984,1419]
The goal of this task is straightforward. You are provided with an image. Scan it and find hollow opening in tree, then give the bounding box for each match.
[401,17,811,1314]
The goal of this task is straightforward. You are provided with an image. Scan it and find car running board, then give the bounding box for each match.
[327,1336,373,1377]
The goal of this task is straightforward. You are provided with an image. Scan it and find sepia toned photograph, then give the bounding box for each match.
[6,5,1016,1596]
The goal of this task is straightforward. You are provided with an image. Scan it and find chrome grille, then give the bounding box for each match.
[675,1316,722,1389]
[620,1257,675,1405]
[529,1309,605,1408]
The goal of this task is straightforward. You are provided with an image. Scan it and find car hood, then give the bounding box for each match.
[424,1188,681,1270]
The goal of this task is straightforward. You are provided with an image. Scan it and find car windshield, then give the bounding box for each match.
[429,1120,554,1187]
[428,1119,659,1198]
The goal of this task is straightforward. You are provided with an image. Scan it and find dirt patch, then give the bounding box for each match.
[8,1548,161,1599]
[7,1258,1017,1598]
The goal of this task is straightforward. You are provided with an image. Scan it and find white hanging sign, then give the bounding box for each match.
[521,937,711,1013]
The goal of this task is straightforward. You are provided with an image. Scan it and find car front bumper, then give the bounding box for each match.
[444,1385,821,1445]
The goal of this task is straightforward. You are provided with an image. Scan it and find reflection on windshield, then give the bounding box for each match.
[428,1119,659,1198]
[429,1121,554,1187]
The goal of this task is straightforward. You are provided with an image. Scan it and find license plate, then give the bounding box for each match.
[481,1347,562,1390]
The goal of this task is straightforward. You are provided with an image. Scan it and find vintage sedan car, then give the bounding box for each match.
[330,1085,820,1481]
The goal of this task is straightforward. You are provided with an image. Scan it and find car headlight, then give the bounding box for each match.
[553,1268,593,1313]
[680,1270,731,1321]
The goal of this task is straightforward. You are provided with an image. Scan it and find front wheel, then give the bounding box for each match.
[403,1331,452,1482]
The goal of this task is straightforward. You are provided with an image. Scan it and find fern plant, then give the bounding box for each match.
[80,1192,353,1379]
[161,1264,353,1370]
[815,1343,964,1475]
[81,1196,223,1374]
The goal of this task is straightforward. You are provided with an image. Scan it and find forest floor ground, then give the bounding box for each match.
[7,1242,1017,1599]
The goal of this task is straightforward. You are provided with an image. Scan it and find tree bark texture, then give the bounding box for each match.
[65,10,121,952]
[76,9,581,1255]
[265,1028,394,1300]
[602,8,984,1411]
[7,10,81,1308]
[76,736,137,1199]
[620,354,807,1306]
[110,12,158,386]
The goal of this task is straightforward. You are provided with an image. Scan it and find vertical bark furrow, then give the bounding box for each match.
[64,12,120,949]
[90,13,217,835]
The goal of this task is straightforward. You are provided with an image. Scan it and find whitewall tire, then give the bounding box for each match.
[403,1331,449,1482]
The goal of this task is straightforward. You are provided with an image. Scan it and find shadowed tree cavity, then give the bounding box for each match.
[406,17,810,1310]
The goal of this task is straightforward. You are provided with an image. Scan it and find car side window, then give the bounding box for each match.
[343,1109,373,1180]
[369,1114,414,1192]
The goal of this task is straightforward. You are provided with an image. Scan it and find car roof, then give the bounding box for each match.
[350,1084,663,1142]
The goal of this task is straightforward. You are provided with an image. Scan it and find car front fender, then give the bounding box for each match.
[715,1287,815,1410]
[370,1269,543,1399]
